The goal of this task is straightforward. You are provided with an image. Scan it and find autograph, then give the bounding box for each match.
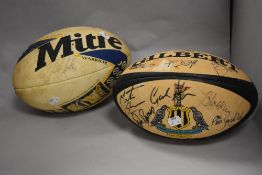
[150,87,172,105]
[211,111,243,130]
[130,59,198,69]
[162,59,198,68]
[201,91,231,117]
[223,111,243,128]
[119,85,145,114]
[135,106,155,127]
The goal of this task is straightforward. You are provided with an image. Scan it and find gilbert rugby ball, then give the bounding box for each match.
[113,50,258,139]
[13,26,130,112]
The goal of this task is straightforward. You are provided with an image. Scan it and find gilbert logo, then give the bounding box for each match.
[35,33,123,71]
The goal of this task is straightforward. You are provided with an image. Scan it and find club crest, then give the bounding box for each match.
[151,81,209,135]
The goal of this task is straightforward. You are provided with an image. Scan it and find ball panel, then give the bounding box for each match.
[123,50,251,82]
[13,53,114,89]
[116,79,251,139]
[15,66,113,112]
[13,27,130,89]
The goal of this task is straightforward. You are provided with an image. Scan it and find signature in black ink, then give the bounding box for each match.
[130,106,155,128]
[119,84,145,115]
[211,112,243,130]
[223,111,243,129]
[162,59,198,68]
[180,59,198,68]
[129,63,156,69]
[139,106,155,123]
[202,91,231,117]
[130,59,198,70]
[150,87,172,105]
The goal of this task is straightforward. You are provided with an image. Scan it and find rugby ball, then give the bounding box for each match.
[113,50,258,139]
[13,26,131,112]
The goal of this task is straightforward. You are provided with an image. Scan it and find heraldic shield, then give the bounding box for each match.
[166,106,191,129]
[150,81,209,135]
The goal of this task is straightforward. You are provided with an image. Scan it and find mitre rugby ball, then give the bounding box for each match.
[113,50,258,139]
[13,26,131,112]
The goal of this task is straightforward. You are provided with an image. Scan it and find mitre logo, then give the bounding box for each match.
[34,33,123,71]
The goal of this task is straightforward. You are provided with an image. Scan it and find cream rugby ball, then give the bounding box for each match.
[113,50,258,139]
[13,26,131,112]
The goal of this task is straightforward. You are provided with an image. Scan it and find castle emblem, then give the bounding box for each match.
[151,81,209,135]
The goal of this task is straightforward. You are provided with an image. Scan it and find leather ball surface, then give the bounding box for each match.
[113,50,258,139]
[13,26,131,112]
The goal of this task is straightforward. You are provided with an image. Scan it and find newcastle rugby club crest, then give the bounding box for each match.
[151,81,209,135]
